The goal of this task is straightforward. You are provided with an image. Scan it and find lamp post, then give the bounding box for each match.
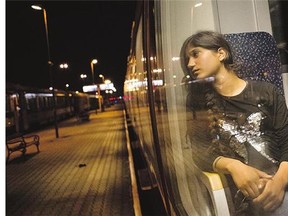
[90,59,98,84]
[59,63,69,89]
[90,59,102,111]
[32,5,59,138]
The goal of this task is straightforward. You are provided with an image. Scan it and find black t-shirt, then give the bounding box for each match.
[192,80,288,173]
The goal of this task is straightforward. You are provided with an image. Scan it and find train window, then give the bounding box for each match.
[159,1,287,215]
[43,97,48,110]
[127,0,288,215]
[268,0,288,105]
[56,96,62,108]
[38,97,44,110]
[24,93,37,111]
[125,0,288,215]
[48,97,53,109]
[6,94,19,129]
[152,1,213,215]
[6,94,16,112]
[27,98,38,112]
[132,15,156,161]
[57,95,66,108]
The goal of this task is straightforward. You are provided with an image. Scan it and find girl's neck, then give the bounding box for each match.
[213,70,247,97]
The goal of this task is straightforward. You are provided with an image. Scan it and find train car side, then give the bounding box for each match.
[6,83,93,136]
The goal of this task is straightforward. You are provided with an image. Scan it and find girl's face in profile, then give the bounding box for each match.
[187,46,222,79]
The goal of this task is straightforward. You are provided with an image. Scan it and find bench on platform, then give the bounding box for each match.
[6,134,40,161]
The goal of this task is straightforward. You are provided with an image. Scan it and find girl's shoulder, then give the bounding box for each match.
[245,80,280,107]
[247,80,275,93]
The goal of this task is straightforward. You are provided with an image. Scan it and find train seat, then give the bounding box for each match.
[224,31,282,92]
[202,31,282,215]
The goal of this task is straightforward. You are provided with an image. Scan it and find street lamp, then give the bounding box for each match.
[59,63,69,91]
[32,4,59,138]
[80,74,87,90]
[65,84,69,88]
[80,74,87,79]
[99,74,105,83]
[90,59,102,111]
[90,59,98,84]
[104,79,111,84]
[59,63,69,69]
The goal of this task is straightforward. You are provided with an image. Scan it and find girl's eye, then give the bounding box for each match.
[190,50,199,58]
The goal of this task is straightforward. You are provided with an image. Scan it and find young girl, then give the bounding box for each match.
[181,31,288,215]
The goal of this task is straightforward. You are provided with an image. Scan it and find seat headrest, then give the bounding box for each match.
[224,32,283,93]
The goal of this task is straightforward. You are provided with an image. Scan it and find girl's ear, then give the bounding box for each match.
[217,48,226,62]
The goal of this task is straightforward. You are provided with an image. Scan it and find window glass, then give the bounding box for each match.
[126,17,156,161]
[153,0,284,215]
[268,0,288,105]
[154,1,218,214]
[125,1,287,215]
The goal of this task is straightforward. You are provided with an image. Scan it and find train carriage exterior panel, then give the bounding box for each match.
[6,83,95,136]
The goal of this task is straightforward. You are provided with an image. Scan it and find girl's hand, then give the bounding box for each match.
[253,162,288,213]
[253,178,285,212]
[214,157,272,198]
[226,161,272,199]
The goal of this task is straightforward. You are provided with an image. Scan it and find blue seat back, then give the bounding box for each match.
[224,32,283,94]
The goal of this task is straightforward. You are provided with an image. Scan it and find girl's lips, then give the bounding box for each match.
[192,69,199,75]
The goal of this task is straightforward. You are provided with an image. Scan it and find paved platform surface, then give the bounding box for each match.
[6,104,135,216]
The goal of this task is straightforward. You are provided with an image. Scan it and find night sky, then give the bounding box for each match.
[6,0,137,95]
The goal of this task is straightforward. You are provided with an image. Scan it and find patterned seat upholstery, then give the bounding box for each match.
[224,32,283,94]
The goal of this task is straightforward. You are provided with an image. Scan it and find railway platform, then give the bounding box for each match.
[6,103,138,216]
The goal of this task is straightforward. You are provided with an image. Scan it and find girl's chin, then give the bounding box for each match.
[195,75,205,79]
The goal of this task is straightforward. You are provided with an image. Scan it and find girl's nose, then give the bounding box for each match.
[187,57,195,69]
